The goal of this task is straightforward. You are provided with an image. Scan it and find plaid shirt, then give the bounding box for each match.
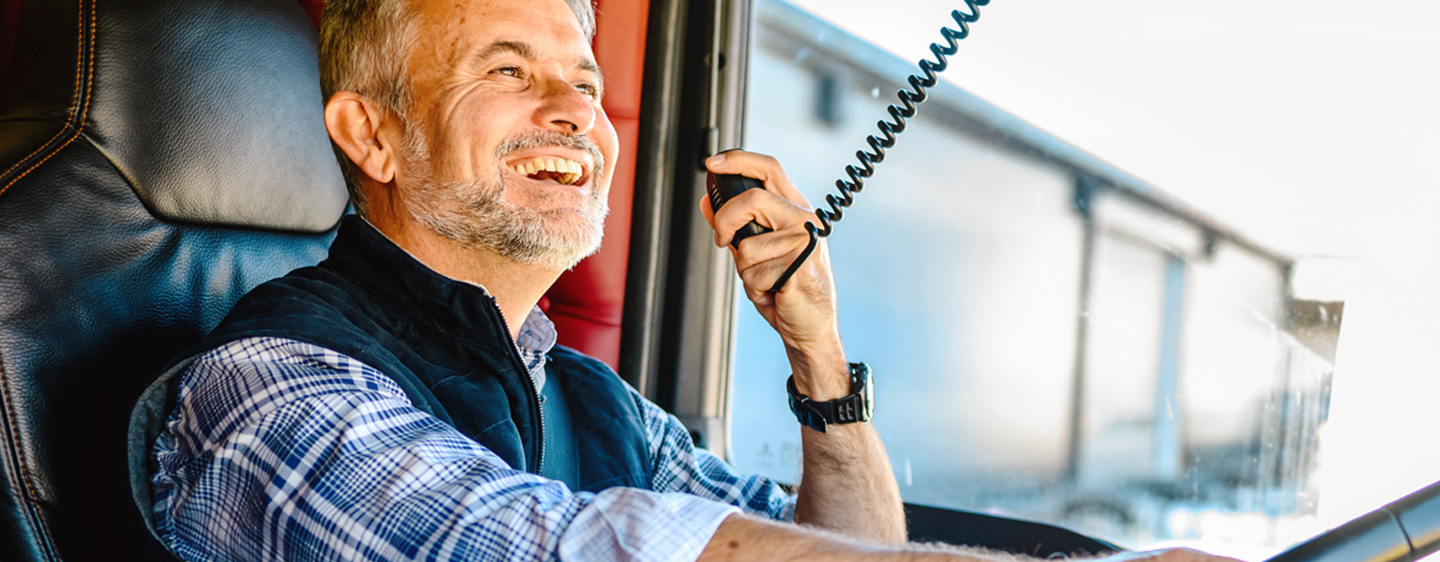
[150,308,796,562]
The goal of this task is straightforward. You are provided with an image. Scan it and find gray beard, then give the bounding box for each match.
[400,123,609,271]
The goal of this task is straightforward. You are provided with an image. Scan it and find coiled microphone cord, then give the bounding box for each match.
[768,0,991,293]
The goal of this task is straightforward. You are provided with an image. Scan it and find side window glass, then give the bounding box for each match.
[728,0,1337,552]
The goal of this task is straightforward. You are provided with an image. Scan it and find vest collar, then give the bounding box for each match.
[321,216,562,386]
[321,216,514,341]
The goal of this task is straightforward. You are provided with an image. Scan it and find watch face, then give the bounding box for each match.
[846,361,869,417]
[857,363,873,420]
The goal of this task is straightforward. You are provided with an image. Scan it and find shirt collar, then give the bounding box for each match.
[514,306,557,389]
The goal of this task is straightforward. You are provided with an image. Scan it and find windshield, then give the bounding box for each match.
[727,0,1440,557]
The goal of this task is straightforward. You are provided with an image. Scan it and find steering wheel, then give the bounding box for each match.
[1264,480,1440,562]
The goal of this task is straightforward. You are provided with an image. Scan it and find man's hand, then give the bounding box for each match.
[701,150,847,399]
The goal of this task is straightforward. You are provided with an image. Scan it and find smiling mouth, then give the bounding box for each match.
[512,156,586,186]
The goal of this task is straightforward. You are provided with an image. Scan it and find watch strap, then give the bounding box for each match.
[787,362,872,433]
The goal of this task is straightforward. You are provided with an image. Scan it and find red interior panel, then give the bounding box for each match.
[299,0,325,29]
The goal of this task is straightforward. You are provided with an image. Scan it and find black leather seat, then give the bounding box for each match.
[0,0,348,559]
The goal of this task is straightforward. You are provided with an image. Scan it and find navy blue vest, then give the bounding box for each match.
[167,217,653,492]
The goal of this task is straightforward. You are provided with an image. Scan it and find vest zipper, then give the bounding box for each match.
[485,296,545,474]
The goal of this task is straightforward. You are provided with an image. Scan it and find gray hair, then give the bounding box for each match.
[318,0,597,216]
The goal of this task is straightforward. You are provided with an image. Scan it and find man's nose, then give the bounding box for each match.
[535,77,596,135]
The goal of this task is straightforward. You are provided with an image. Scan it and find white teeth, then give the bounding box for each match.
[514,157,584,184]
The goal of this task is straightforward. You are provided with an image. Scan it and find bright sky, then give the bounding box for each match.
[786,0,1440,549]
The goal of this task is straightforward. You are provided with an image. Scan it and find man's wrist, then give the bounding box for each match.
[788,363,873,433]
[792,366,850,400]
[783,333,846,392]
[786,349,849,400]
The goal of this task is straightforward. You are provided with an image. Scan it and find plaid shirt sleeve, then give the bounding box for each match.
[150,337,742,562]
[631,389,799,522]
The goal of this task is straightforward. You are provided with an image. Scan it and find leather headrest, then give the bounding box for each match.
[4,0,347,231]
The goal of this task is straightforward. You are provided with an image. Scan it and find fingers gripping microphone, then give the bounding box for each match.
[705,171,813,294]
[705,172,770,248]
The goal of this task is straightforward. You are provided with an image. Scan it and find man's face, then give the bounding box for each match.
[398,0,618,270]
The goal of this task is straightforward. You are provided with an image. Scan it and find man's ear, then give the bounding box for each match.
[325,91,401,184]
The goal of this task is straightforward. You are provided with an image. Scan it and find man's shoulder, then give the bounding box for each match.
[229,262,351,311]
[220,263,369,330]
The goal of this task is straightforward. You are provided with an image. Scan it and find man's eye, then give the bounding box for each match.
[575,83,599,98]
[493,66,522,77]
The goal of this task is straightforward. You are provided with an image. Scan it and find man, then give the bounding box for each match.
[140,0,1239,560]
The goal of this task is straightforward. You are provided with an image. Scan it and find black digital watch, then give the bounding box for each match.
[786,362,872,433]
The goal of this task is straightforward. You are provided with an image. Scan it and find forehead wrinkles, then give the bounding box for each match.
[411,0,593,66]
[437,5,596,72]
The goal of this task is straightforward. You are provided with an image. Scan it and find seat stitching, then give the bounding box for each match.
[0,2,95,558]
[0,357,58,561]
[0,4,83,182]
[0,0,94,198]
[0,0,88,180]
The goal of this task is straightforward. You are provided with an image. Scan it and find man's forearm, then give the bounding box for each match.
[697,513,1022,562]
[795,419,906,543]
[697,514,1245,562]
